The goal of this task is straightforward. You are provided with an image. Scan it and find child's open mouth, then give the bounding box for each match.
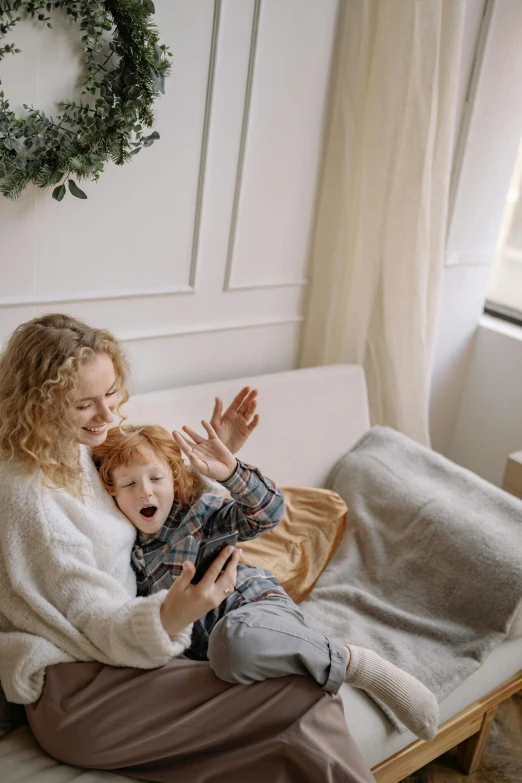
[140,506,157,518]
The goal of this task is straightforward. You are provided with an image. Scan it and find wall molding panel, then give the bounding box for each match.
[118,315,304,344]
[0,285,195,309]
[223,0,262,292]
[189,0,222,290]
[221,0,339,292]
[225,278,309,292]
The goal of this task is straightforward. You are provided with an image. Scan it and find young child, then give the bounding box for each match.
[93,419,439,741]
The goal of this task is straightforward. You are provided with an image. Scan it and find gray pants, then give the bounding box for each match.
[208,597,348,694]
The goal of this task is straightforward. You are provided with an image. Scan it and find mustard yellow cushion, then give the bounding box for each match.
[240,486,347,604]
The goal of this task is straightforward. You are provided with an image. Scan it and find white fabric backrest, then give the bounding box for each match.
[123,364,370,488]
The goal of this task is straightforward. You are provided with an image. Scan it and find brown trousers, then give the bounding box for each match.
[26,659,375,783]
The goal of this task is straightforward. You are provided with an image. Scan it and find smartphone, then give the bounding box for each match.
[191,530,239,585]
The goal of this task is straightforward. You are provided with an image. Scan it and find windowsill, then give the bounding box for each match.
[480,313,522,342]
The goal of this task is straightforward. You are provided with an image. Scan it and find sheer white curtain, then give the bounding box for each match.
[300,0,466,445]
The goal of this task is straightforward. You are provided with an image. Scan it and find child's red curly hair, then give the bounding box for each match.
[92,423,204,506]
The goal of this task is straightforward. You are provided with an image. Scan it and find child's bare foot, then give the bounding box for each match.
[344,645,439,741]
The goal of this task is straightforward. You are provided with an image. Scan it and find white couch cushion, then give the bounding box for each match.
[0,726,139,783]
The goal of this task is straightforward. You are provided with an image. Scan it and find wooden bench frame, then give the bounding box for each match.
[371,670,522,782]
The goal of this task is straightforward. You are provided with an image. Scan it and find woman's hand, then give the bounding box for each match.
[160,546,240,638]
[210,386,259,455]
[173,420,238,481]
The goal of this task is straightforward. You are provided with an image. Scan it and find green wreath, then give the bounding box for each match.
[0,0,171,201]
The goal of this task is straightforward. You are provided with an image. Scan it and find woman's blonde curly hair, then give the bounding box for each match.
[0,313,130,495]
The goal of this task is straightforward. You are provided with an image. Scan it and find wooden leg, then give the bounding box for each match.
[456,706,498,774]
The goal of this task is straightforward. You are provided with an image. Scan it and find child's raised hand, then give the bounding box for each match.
[210,386,259,455]
[173,420,238,481]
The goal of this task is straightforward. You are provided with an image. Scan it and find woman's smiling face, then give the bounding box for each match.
[112,448,175,537]
[71,353,118,447]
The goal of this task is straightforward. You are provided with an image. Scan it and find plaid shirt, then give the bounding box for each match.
[131,460,287,659]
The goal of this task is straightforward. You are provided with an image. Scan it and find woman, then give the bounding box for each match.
[0,313,375,783]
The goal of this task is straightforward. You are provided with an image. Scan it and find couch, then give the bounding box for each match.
[1,364,520,782]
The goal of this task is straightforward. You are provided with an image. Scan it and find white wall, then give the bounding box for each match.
[0,0,339,393]
[430,0,522,485]
[450,316,522,486]
[429,0,488,455]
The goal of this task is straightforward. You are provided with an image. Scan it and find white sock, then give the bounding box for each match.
[345,645,439,741]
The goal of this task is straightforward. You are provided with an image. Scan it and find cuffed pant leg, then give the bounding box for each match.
[208,597,347,694]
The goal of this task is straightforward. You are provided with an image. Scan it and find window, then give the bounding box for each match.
[485,136,522,326]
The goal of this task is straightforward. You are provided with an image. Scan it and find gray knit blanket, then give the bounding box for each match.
[301,427,522,730]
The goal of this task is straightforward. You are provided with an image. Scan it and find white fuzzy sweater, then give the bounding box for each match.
[0,446,192,704]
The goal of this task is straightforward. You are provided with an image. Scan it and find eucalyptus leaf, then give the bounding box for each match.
[52,183,66,201]
[68,179,87,199]
[49,170,64,185]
